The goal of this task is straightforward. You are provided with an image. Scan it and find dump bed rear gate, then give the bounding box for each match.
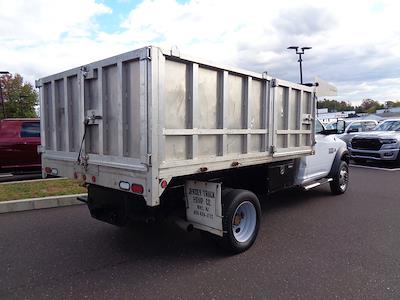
[38,48,149,168]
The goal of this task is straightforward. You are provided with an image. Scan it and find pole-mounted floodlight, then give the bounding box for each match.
[287,46,312,84]
[0,71,10,118]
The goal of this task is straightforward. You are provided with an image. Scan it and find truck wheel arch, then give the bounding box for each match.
[328,147,349,179]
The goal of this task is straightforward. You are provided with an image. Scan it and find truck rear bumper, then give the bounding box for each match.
[86,184,150,226]
[42,155,155,206]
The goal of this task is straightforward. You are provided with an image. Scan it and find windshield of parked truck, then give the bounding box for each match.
[315,120,324,133]
[325,122,336,130]
[325,121,347,131]
[374,120,400,131]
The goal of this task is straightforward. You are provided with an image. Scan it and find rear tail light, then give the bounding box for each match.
[44,167,52,174]
[131,184,144,194]
[160,179,168,189]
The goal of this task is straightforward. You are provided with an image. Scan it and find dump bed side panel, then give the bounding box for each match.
[157,51,315,178]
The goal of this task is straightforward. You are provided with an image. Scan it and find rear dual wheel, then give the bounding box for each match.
[221,189,261,254]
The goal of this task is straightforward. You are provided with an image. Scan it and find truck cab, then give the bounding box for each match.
[297,119,349,193]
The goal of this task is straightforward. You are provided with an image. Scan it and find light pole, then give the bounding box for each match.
[0,71,10,119]
[287,46,312,84]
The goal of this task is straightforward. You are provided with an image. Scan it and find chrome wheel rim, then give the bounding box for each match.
[339,166,349,191]
[232,201,257,243]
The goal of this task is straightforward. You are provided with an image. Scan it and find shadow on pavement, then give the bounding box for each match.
[107,186,330,259]
[350,159,400,169]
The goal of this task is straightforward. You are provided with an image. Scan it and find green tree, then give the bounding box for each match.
[0,73,38,120]
[360,98,383,113]
[386,100,400,108]
[317,99,354,112]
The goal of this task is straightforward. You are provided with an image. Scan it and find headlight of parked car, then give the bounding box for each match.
[381,139,399,149]
[381,139,397,144]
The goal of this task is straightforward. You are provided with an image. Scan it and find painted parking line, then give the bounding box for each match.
[350,164,400,172]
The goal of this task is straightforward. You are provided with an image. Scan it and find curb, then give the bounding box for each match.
[0,193,87,214]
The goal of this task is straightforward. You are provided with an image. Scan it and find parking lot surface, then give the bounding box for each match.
[0,166,399,299]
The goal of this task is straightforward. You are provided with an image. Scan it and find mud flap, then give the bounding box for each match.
[185,180,223,236]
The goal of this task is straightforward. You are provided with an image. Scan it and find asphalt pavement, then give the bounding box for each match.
[0,166,399,299]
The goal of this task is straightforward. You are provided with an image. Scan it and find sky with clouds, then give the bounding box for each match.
[0,0,399,105]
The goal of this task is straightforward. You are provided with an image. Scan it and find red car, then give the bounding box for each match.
[0,118,41,173]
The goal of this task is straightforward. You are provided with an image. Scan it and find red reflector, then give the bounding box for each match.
[45,167,52,174]
[131,184,144,194]
[92,176,96,183]
[160,179,168,189]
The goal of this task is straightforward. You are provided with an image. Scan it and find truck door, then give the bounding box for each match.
[303,120,336,180]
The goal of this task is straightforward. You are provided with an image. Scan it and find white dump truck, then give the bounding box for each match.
[37,46,349,253]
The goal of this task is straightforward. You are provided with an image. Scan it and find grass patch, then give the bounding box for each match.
[0,179,87,202]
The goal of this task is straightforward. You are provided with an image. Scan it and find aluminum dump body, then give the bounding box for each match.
[37,46,316,206]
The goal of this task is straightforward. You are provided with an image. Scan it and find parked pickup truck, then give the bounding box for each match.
[334,120,378,145]
[0,118,41,173]
[37,46,349,253]
[349,119,400,163]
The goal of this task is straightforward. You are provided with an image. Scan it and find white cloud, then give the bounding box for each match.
[0,0,114,81]
[336,78,400,105]
[0,0,111,41]
[1,0,400,104]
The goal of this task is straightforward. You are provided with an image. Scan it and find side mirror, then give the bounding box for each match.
[336,120,345,134]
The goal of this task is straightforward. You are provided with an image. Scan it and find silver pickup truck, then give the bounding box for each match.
[349,119,400,163]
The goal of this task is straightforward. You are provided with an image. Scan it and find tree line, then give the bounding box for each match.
[317,98,400,114]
